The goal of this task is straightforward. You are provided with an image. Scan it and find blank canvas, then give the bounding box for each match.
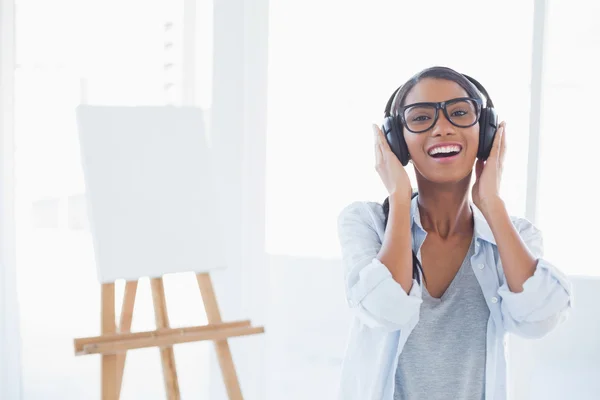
[76,105,226,283]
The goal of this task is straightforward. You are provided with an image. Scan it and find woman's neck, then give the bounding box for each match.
[415,174,473,240]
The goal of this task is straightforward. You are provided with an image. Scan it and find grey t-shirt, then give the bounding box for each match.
[394,239,490,400]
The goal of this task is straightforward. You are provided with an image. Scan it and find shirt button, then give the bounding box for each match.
[491,297,499,304]
[478,263,485,270]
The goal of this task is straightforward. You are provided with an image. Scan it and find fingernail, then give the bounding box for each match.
[372,124,379,135]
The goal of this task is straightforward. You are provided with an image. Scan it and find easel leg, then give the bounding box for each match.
[116,280,138,397]
[102,283,118,400]
[150,278,181,400]
[196,273,244,400]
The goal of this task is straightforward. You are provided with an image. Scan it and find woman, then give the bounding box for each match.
[336,66,572,400]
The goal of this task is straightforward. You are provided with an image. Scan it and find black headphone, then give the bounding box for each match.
[381,74,498,166]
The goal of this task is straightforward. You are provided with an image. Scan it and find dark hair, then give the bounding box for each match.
[382,66,485,285]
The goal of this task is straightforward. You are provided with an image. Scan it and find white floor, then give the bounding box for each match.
[528,363,600,399]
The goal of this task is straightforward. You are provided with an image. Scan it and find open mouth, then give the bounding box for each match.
[428,144,462,159]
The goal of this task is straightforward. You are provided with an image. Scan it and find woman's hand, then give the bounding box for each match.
[472,121,507,215]
[373,124,412,202]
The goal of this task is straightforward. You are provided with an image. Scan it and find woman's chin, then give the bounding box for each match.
[414,166,473,186]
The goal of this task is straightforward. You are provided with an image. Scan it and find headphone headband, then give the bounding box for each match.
[384,86,402,117]
[384,73,494,117]
[461,74,494,108]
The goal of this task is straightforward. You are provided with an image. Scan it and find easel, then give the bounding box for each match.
[72,103,264,399]
[74,273,264,400]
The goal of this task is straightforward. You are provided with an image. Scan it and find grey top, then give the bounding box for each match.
[394,239,490,400]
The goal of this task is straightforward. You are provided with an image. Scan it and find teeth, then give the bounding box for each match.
[429,145,461,155]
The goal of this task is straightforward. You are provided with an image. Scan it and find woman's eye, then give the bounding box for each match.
[451,110,468,117]
[412,115,430,122]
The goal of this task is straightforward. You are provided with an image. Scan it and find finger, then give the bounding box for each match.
[475,159,484,179]
[499,123,507,165]
[488,121,505,162]
[493,122,505,166]
[372,125,384,164]
[374,141,383,164]
[373,123,391,153]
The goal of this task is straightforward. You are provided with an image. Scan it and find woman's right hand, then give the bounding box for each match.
[372,124,412,201]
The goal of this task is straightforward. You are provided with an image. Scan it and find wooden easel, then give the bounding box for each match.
[74,272,264,400]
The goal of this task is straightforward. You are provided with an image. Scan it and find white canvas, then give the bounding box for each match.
[75,105,227,283]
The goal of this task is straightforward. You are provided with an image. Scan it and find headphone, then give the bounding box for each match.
[381,74,498,166]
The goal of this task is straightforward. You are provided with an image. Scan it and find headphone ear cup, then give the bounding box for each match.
[477,107,498,160]
[382,116,410,166]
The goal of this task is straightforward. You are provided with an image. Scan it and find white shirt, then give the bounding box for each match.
[336,196,573,400]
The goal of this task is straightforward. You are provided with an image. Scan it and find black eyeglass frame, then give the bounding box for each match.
[398,97,483,134]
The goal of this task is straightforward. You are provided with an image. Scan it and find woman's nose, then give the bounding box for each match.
[430,112,455,137]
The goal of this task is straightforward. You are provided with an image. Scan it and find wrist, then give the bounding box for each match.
[478,196,505,217]
[389,190,413,208]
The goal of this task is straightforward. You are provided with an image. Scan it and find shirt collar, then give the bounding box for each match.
[410,194,496,245]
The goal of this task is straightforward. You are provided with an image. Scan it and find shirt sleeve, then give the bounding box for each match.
[337,201,422,332]
[497,217,573,338]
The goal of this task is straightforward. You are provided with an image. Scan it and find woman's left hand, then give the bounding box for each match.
[472,121,506,215]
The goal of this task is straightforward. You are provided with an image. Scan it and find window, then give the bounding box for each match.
[266,0,535,258]
[536,0,600,277]
[14,0,214,398]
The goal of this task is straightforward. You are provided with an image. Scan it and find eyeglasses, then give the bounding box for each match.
[399,97,483,133]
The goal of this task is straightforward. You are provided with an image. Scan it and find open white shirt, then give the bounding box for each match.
[336,196,573,400]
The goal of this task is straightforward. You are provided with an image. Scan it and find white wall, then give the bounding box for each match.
[209,0,269,398]
[0,0,22,398]
[12,0,270,398]
[523,276,600,399]
[266,255,350,400]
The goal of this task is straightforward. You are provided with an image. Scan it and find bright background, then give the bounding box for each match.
[0,0,598,399]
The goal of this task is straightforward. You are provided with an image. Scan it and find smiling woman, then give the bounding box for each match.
[337,65,572,400]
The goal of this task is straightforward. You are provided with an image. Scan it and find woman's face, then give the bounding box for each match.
[402,78,479,184]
